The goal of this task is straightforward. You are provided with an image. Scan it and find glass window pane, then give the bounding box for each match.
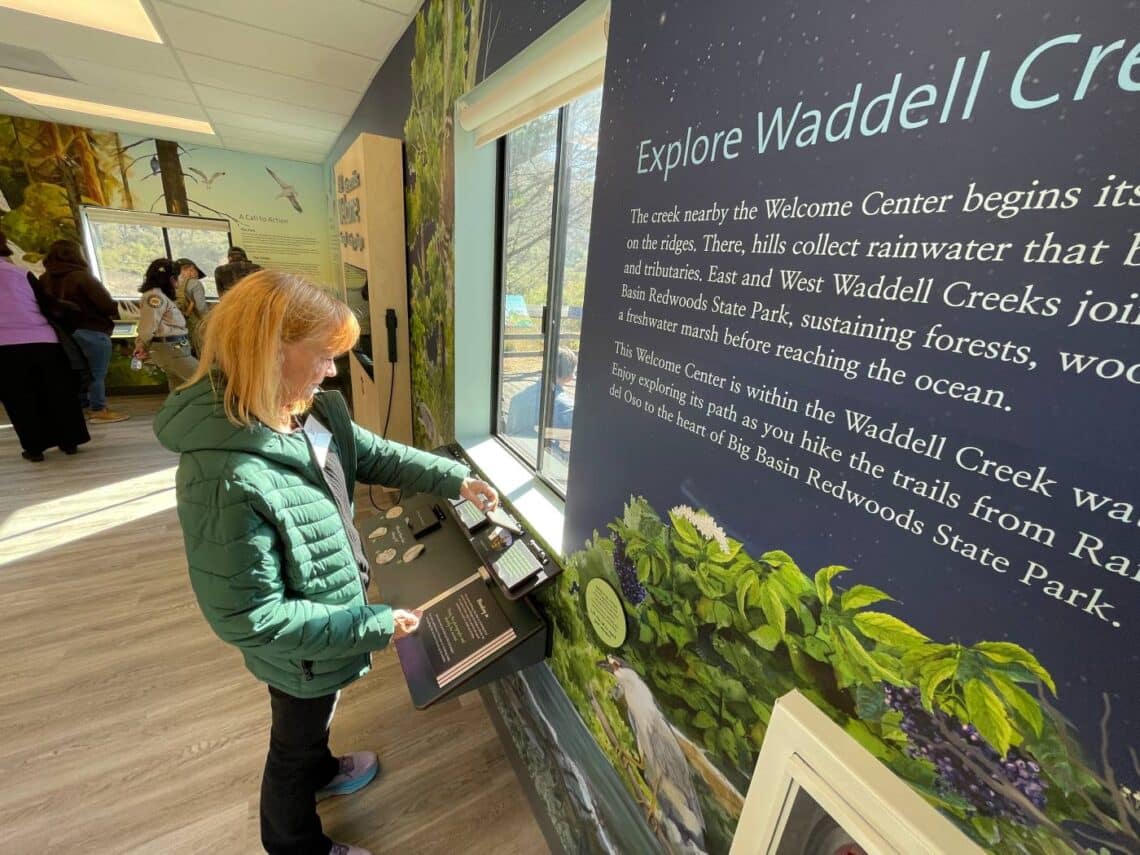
[538,89,602,492]
[87,221,167,298]
[167,227,231,299]
[498,107,560,469]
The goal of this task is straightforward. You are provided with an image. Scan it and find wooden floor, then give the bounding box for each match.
[0,396,548,855]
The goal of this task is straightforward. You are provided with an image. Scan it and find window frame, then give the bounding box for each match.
[452,0,609,556]
[79,206,232,300]
[492,98,588,499]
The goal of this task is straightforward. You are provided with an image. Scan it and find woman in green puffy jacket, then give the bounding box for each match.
[154,270,498,855]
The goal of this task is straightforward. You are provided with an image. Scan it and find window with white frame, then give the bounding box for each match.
[496,88,602,496]
[80,207,231,299]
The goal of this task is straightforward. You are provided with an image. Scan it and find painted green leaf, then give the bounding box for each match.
[988,672,1044,737]
[672,537,702,560]
[669,511,702,544]
[853,612,930,649]
[841,584,893,611]
[801,634,830,660]
[708,537,743,564]
[760,550,801,576]
[964,678,1012,756]
[661,620,696,647]
[692,710,717,729]
[795,604,817,635]
[712,601,735,629]
[771,558,812,594]
[692,564,729,599]
[901,642,955,668]
[855,684,887,720]
[919,658,959,711]
[748,624,781,651]
[973,641,1056,694]
[838,626,897,683]
[759,582,787,638]
[636,554,651,584]
[813,565,848,606]
[735,572,759,620]
[696,597,716,623]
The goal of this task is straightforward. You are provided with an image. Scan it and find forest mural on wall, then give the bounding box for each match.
[0,113,333,283]
[539,498,1139,853]
[404,0,483,448]
[0,118,131,268]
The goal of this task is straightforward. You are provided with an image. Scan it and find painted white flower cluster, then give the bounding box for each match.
[670,505,730,555]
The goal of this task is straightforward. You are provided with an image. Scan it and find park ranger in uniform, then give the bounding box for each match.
[134,258,199,389]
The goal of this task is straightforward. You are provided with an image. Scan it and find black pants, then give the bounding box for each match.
[0,342,89,455]
[261,686,341,855]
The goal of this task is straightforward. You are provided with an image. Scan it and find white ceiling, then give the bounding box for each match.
[0,0,422,163]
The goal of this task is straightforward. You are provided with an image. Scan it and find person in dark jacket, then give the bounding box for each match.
[213,245,262,296]
[0,230,89,460]
[154,270,499,855]
[38,239,128,423]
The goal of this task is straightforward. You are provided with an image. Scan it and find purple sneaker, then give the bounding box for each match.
[316,751,379,802]
[329,843,372,855]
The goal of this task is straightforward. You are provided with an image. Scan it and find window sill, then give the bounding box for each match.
[458,433,566,557]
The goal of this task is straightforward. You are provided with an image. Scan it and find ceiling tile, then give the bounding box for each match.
[177,54,361,114]
[207,111,338,146]
[0,43,74,80]
[0,68,209,120]
[0,94,50,121]
[159,0,407,60]
[0,7,183,77]
[35,108,217,147]
[49,56,197,105]
[152,3,379,90]
[193,85,347,132]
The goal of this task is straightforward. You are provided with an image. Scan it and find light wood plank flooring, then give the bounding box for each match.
[0,396,548,855]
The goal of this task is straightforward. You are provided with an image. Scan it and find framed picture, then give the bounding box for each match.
[731,691,982,855]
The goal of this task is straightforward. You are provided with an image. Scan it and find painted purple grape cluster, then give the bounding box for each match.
[612,534,647,605]
[883,685,1046,822]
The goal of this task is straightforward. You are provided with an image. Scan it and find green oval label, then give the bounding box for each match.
[585,578,627,648]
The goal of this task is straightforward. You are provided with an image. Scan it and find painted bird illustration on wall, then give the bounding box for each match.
[188,167,225,189]
[265,166,302,212]
[416,401,441,448]
[599,656,707,853]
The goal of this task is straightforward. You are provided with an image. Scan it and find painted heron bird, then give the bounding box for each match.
[599,655,706,853]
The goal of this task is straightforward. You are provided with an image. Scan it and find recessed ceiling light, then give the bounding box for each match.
[0,87,215,135]
[0,0,162,43]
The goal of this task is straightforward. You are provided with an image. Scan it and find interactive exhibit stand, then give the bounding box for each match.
[357,449,558,708]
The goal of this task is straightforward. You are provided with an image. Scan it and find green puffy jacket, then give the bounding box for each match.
[153,377,469,697]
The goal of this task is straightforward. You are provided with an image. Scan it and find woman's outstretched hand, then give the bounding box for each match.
[393,608,423,639]
[459,477,499,512]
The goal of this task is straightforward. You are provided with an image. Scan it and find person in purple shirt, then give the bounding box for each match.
[0,230,89,461]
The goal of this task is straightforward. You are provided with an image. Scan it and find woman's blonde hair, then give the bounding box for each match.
[185,270,359,426]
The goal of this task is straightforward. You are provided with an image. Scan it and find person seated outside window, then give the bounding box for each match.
[505,348,577,459]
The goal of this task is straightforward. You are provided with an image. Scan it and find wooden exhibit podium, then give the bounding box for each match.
[360,490,549,709]
[334,133,413,445]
